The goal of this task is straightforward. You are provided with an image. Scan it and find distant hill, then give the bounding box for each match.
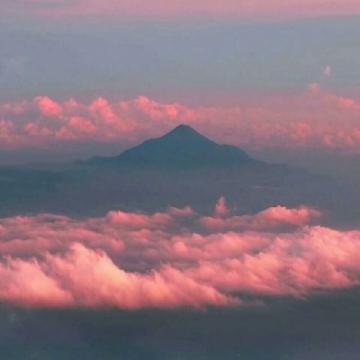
[84,124,259,169]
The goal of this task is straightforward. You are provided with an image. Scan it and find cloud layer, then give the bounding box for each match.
[0,199,359,309]
[1,85,360,154]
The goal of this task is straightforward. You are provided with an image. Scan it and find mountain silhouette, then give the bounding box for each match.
[86,124,258,168]
[0,125,356,226]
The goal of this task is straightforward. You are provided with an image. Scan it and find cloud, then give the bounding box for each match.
[0,243,232,309]
[1,86,360,154]
[187,225,360,296]
[214,196,229,217]
[199,205,321,232]
[0,200,359,309]
[34,96,63,117]
[323,65,332,78]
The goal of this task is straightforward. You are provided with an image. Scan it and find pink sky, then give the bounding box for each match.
[5,0,360,19]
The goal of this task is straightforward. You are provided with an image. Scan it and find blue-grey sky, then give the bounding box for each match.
[1,16,359,102]
[1,9,360,173]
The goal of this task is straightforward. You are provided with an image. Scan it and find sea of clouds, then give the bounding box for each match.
[0,198,358,309]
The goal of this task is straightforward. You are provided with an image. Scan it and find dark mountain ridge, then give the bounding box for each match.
[85,124,259,169]
[0,125,357,226]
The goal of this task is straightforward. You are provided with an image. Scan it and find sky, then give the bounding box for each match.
[1,12,360,168]
[2,16,360,100]
[3,0,360,19]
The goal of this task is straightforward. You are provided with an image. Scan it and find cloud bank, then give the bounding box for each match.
[1,85,360,154]
[0,200,359,309]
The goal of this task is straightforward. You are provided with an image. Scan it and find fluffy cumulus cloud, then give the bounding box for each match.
[0,199,359,309]
[1,85,360,153]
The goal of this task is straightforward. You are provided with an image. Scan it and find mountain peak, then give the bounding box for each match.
[173,124,194,131]
[162,124,209,141]
[85,125,258,169]
[168,124,199,134]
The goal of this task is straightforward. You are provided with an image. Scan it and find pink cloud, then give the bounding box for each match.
[214,196,229,217]
[1,86,360,153]
[0,244,232,309]
[0,200,359,309]
[45,243,233,309]
[0,257,73,307]
[189,226,360,296]
[106,210,173,230]
[34,96,63,118]
[199,205,321,232]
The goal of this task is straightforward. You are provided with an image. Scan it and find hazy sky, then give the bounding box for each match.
[1,16,360,101]
[3,0,360,19]
[1,2,360,169]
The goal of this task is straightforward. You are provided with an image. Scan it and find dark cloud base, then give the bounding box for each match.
[1,288,359,359]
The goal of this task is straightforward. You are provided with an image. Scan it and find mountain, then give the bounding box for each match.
[0,125,357,226]
[85,124,258,169]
